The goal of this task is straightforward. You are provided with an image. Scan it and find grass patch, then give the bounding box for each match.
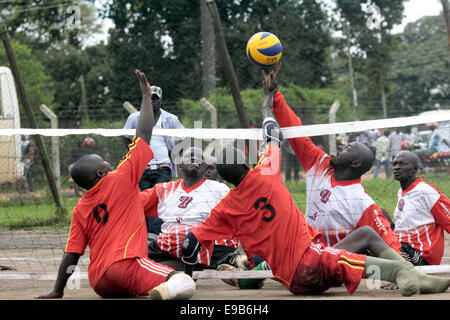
[0,195,76,230]
[0,173,448,230]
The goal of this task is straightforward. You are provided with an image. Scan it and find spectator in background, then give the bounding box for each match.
[358,130,370,148]
[404,127,418,147]
[123,85,184,191]
[20,135,34,192]
[389,128,405,161]
[414,122,450,170]
[373,129,390,179]
[368,128,380,156]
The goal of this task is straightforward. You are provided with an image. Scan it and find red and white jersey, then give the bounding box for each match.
[304,159,386,247]
[141,178,238,266]
[393,177,450,265]
[272,90,400,252]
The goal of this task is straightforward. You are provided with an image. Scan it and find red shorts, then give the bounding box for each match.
[289,242,366,295]
[94,258,174,298]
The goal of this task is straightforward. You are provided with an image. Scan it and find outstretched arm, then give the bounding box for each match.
[135,70,155,145]
[35,252,81,299]
[262,63,327,172]
[261,64,282,147]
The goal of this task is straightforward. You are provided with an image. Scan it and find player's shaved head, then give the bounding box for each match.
[331,142,374,177]
[392,150,419,184]
[216,147,249,186]
[395,150,419,167]
[354,142,374,175]
[71,154,112,190]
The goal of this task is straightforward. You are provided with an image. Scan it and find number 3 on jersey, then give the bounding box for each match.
[253,197,276,222]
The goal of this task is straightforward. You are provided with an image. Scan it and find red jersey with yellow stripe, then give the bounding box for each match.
[192,144,319,289]
[272,90,401,253]
[65,137,153,289]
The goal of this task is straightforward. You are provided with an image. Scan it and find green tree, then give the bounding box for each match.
[331,0,405,119]
[100,0,333,123]
[39,43,116,128]
[388,15,450,116]
[1,0,102,50]
[180,84,352,129]
[0,40,54,127]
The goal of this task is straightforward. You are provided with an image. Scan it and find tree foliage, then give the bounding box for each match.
[0,40,54,127]
[388,15,450,116]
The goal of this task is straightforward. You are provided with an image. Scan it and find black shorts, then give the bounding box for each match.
[400,242,429,266]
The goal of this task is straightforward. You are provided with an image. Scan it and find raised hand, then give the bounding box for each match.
[261,62,282,92]
[135,69,152,98]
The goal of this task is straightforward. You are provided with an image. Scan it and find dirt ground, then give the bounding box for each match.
[0,230,449,303]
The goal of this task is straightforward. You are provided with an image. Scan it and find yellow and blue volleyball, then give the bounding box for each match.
[246,32,282,67]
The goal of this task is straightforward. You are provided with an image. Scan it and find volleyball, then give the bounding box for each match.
[246,32,282,67]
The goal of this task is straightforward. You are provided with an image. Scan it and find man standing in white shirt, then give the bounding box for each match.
[123,85,185,191]
[373,129,391,179]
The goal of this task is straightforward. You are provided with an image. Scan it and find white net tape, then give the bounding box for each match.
[0,110,449,139]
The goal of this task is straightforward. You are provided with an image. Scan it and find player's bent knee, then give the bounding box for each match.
[181,232,201,265]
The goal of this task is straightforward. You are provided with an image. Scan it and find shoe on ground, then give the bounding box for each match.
[217,264,241,287]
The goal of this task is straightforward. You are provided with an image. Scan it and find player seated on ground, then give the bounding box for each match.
[140,147,249,273]
[262,63,400,253]
[180,76,450,297]
[391,150,450,266]
[35,70,195,300]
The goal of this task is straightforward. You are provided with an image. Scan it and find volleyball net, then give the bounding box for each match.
[0,111,449,281]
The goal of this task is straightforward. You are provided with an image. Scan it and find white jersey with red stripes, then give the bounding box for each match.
[393,177,450,265]
[271,90,400,252]
[142,178,238,266]
[303,153,384,246]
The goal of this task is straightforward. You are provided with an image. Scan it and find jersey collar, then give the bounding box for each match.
[331,175,362,187]
[401,177,423,196]
[181,177,207,193]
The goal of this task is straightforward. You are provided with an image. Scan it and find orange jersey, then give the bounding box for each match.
[65,137,153,288]
[272,90,401,253]
[192,144,319,289]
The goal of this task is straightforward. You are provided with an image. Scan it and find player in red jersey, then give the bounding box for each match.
[35,70,195,300]
[179,77,450,297]
[263,63,401,253]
